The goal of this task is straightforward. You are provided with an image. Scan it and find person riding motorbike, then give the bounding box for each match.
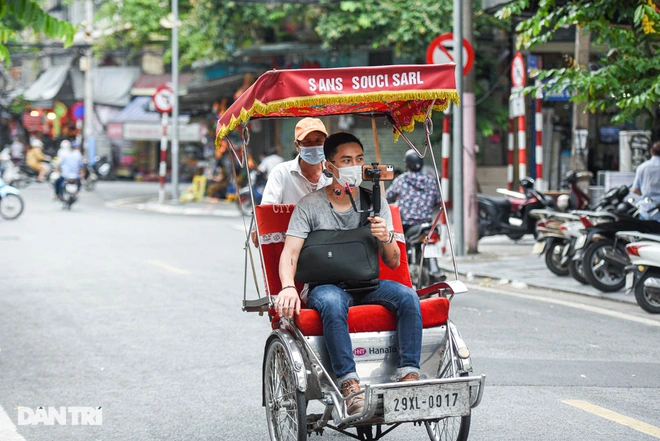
[54,141,83,199]
[386,150,443,283]
[385,149,440,232]
[275,133,423,416]
[26,138,51,182]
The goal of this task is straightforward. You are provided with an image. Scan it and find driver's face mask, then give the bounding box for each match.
[297,144,325,165]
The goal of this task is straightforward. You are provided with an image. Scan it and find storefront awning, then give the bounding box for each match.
[23,65,70,102]
[107,96,200,142]
[71,66,142,107]
[109,96,190,124]
[130,73,195,96]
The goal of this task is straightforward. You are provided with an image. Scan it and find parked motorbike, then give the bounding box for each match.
[82,162,98,191]
[478,177,554,241]
[0,176,25,220]
[620,231,660,314]
[531,184,634,279]
[404,223,446,289]
[238,169,266,215]
[562,170,593,211]
[530,210,580,276]
[94,156,112,180]
[577,204,660,293]
[60,178,80,210]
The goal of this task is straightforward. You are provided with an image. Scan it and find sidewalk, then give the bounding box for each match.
[438,235,636,305]
[106,195,242,217]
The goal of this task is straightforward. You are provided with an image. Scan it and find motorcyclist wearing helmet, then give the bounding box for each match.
[26,138,51,182]
[385,149,440,232]
[54,141,83,199]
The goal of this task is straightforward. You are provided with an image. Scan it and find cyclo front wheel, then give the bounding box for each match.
[264,338,307,441]
[425,339,471,441]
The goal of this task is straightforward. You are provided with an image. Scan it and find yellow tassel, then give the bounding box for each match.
[215,90,460,148]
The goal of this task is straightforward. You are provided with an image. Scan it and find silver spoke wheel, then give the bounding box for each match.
[264,339,306,441]
[0,194,24,220]
[425,340,471,441]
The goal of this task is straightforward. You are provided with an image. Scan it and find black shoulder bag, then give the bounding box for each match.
[294,189,380,294]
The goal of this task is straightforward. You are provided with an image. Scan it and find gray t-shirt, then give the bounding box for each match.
[287,188,394,239]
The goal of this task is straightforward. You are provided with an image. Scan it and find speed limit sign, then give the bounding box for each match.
[152,86,174,113]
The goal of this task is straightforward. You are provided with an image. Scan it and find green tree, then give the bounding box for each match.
[0,0,76,65]
[497,0,660,125]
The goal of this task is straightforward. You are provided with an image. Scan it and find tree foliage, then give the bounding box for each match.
[496,0,660,124]
[0,0,76,65]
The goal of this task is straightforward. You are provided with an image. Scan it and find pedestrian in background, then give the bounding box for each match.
[632,141,660,220]
[10,136,25,165]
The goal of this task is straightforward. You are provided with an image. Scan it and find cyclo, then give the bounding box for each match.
[216,63,485,441]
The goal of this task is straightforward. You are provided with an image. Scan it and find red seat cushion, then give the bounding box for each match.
[271,296,449,336]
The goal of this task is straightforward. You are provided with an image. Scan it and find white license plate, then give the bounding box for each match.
[532,241,545,255]
[382,382,470,423]
[575,235,587,250]
[65,183,78,193]
[625,271,634,290]
[423,243,443,258]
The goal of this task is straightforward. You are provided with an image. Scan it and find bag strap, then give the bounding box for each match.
[359,187,373,227]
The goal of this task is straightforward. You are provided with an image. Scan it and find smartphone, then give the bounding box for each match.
[362,163,395,181]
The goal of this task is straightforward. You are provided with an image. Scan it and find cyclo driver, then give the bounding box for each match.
[275,132,423,416]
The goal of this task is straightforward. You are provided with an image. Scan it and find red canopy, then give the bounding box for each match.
[215,64,459,147]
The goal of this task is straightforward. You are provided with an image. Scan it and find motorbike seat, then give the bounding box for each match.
[478,194,512,210]
[255,204,450,336]
[404,223,432,242]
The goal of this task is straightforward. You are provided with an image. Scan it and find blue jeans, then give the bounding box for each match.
[306,280,422,384]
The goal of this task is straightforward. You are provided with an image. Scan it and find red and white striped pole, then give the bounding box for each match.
[517,114,526,188]
[158,112,168,203]
[507,117,514,190]
[534,82,544,190]
[440,111,451,255]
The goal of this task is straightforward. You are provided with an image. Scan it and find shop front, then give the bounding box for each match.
[107,96,203,181]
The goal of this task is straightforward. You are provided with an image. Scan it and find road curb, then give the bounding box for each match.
[438,259,636,305]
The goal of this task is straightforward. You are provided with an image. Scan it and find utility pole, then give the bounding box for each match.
[462,0,478,254]
[571,26,591,182]
[83,0,94,162]
[171,0,180,201]
[452,0,465,257]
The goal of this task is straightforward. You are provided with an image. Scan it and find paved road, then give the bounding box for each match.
[1,183,659,441]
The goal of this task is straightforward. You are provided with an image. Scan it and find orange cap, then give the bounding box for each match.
[295,117,328,142]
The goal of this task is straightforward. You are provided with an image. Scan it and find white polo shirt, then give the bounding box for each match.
[261,155,332,205]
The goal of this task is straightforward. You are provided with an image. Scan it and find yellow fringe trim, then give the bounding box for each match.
[215,89,460,148]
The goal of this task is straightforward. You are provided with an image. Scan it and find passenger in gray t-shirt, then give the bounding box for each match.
[275,132,423,415]
[287,188,393,239]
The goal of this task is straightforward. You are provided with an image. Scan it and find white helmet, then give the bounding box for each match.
[557,194,570,211]
[30,138,44,148]
[60,140,72,150]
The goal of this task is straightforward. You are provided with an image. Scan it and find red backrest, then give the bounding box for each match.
[255,203,413,296]
[255,204,299,296]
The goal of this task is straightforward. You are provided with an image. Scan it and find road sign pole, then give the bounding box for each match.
[452,0,464,257]
[171,0,180,202]
[159,112,168,204]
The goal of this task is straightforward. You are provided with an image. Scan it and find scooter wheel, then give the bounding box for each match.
[634,270,660,314]
[568,258,589,285]
[544,240,569,276]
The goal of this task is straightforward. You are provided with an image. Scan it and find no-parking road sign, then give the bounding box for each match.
[152,86,175,114]
[426,33,475,76]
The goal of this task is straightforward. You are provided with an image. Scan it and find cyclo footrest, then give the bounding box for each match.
[243,297,270,313]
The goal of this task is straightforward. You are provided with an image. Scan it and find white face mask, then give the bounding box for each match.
[330,164,363,188]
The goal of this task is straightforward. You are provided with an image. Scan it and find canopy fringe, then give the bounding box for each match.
[215,90,460,148]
